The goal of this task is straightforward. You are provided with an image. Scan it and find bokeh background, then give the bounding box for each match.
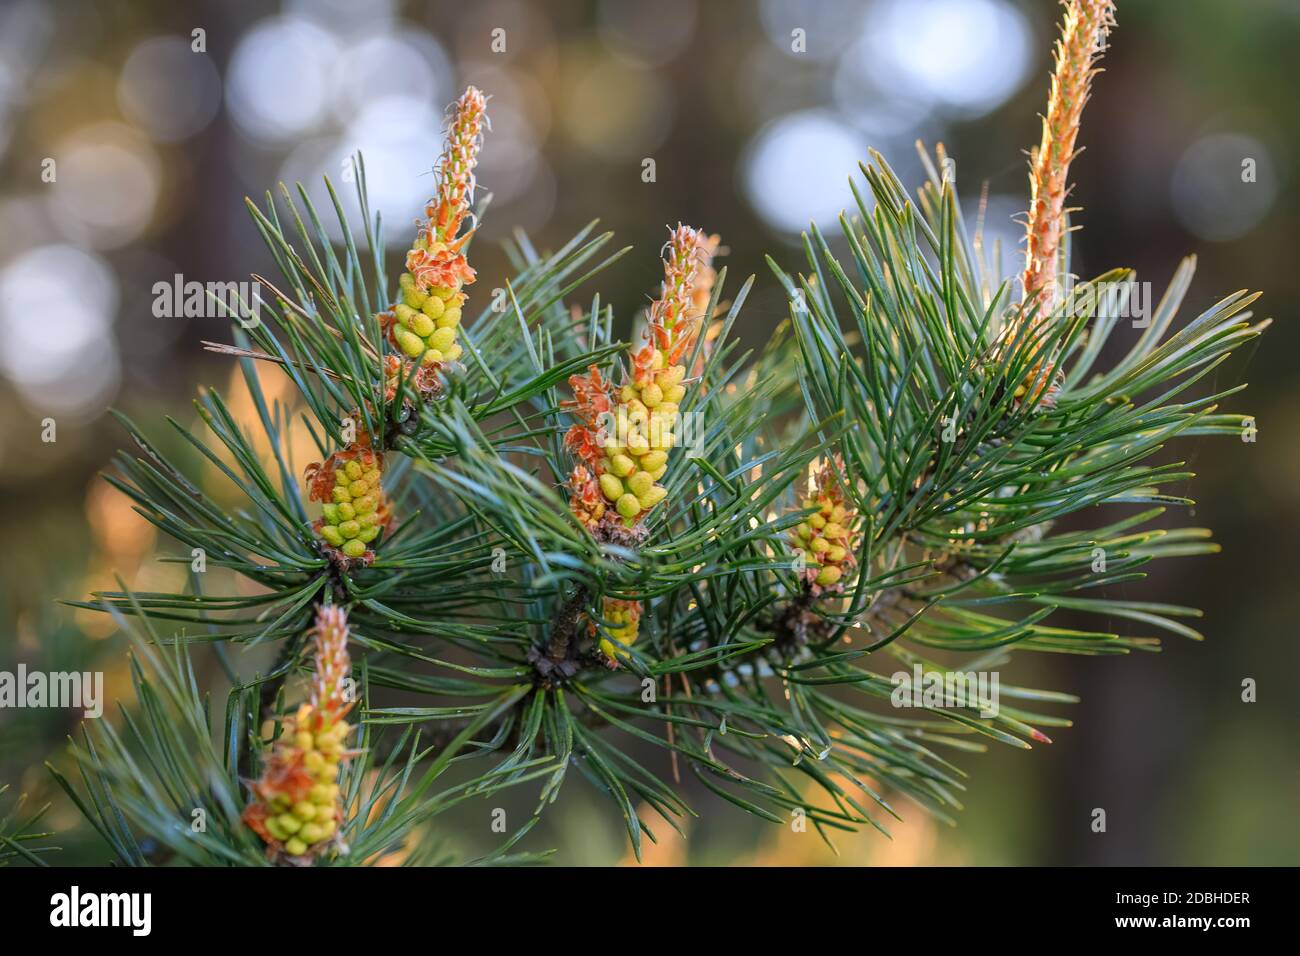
[1,0,1297,865]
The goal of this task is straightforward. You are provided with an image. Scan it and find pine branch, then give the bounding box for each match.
[60,23,1270,862]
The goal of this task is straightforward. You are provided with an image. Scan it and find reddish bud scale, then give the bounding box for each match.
[562,367,616,529]
[567,465,607,530]
[382,354,445,403]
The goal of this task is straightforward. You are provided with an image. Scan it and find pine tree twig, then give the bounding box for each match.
[529,585,594,684]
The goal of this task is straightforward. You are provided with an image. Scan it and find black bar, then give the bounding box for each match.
[0,866,1285,939]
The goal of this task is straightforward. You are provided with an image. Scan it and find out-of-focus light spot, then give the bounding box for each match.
[86,481,157,567]
[0,1,54,157]
[832,35,938,145]
[287,0,396,30]
[227,17,339,144]
[742,110,867,234]
[462,61,552,143]
[222,363,321,483]
[310,80,541,244]
[736,45,824,123]
[0,57,20,158]
[276,138,382,246]
[0,195,55,264]
[118,36,222,142]
[455,0,557,67]
[598,0,697,67]
[856,0,1031,118]
[759,0,863,61]
[0,1,53,76]
[78,479,161,639]
[339,97,442,229]
[0,244,120,418]
[49,122,161,249]
[481,159,556,239]
[832,77,930,141]
[563,57,673,160]
[475,102,540,203]
[279,96,446,247]
[330,30,451,124]
[1171,133,1278,242]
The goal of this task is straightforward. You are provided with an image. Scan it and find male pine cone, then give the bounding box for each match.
[243,606,356,861]
[789,460,859,593]
[383,86,487,393]
[580,224,708,528]
[306,437,390,564]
